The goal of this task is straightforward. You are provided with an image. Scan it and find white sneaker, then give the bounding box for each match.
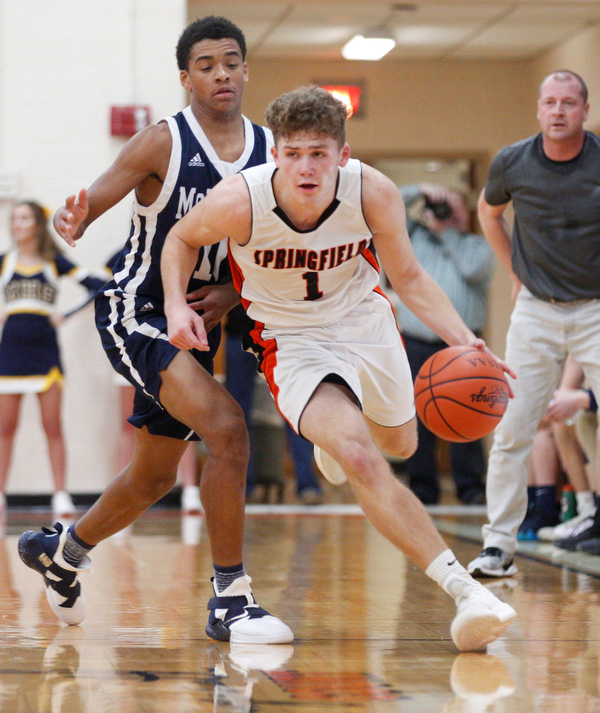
[181,485,202,514]
[449,580,516,652]
[467,547,518,578]
[52,491,76,518]
[206,575,294,644]
[538,512,595,541]
[313,445,347,485]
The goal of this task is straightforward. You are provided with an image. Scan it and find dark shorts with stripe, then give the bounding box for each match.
[95,292,220,441]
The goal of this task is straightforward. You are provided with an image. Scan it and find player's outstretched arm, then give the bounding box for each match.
[364,166,516,385]
[162,174,251,352]
[52,122,172,247]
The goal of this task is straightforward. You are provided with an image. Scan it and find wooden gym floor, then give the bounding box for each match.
[0,506,599,712]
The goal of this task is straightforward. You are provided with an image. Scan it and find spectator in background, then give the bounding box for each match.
[225,304,323,504]
[395,183,494,505]
[540,356,598,547]
[517,357,594,540]
[0,201,104,518]
[470,70,600,576]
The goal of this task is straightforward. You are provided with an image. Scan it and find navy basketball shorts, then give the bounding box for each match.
[95,292,220,441]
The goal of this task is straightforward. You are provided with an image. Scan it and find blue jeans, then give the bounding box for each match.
[225,335,321,495]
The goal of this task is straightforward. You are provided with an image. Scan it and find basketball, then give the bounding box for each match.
[414,345,510,443]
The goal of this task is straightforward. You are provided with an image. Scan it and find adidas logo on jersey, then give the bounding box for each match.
[188,153,205,167]
[140,302,154,312]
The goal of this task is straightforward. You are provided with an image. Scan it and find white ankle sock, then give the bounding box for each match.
[576,491,596,516]
[425,549,474,600]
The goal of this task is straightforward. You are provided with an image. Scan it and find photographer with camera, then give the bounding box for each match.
[393,183,494,505]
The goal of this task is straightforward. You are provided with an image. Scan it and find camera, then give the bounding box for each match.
[424,196,452,221]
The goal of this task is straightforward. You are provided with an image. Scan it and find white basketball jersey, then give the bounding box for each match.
[229,158,379,328]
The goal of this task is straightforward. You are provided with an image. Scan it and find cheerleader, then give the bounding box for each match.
[0,201,104,518]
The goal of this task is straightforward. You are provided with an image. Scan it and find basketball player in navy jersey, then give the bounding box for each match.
[18,16,293,645]
[161,85,518,652]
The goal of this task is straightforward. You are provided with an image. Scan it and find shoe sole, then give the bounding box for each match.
[205,621,294,645]
[451,608,516,652]
[469,563,518,578]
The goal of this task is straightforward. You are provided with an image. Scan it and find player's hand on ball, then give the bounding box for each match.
[469,338,516,397]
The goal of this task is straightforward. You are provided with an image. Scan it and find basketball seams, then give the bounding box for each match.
[413,374,509,400]
[414,344,509,442]
[423,396,468,441]
[424,348,489,378]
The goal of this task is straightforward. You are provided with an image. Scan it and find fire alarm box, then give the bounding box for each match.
[110,105,151,137]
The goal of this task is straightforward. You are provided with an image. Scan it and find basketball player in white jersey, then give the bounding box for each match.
[18,17,292,645]
[162,86,518,652]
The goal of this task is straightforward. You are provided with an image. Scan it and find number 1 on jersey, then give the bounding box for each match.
[301,271,323,301]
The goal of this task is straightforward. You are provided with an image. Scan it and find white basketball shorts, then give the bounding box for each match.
[250,290,416,434]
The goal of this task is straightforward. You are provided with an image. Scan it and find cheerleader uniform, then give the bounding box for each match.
[0,250,105,394]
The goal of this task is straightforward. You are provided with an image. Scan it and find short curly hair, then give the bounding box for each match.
[265,86,347,148]
[176,16,246,71]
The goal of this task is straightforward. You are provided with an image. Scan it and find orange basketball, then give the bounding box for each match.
[414,345,510,443]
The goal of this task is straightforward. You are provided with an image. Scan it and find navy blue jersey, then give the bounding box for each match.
[101,107,274,313]
[0,249,104,317]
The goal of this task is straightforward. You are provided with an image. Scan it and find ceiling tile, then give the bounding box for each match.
[185,0,600,62]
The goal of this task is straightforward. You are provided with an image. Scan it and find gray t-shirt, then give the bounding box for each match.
[485,131,600,301]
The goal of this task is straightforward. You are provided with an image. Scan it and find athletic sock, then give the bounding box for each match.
[425,549,474,601]
[526,486,537,515]
[214,563,245,593]
[533,485,557,516]
[576,490,596,516]
[63,526,94,568]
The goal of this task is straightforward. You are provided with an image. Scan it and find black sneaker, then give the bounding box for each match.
[18,522,91,625]
[575,538,600,555]
[206,575,293,644]
[554,520,600,551]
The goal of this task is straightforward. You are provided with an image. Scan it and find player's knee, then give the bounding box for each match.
[202,409,249,463]
[395,432,417,460]
[339,441,381,482]
[380,430,417,460]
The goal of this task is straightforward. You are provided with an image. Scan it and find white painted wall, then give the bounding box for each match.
[0,0,186,494]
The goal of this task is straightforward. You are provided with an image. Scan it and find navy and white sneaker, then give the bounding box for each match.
[18,522,91,626]
[467,547,518,578]
[206,575,294,644]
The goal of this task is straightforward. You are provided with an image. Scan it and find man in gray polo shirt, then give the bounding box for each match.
[468,70,600,576]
